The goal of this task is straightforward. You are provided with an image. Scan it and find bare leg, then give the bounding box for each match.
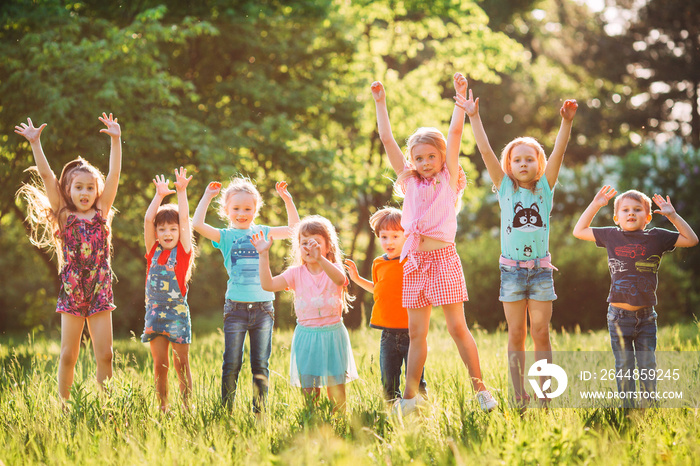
[150,337,170,411]
[503,300,528,398]
[403,305,431,400]
[327,384,346,413]
[86,310,113,389]
[442,302,486,392]
[58,313,86,400]
[171,342,192,410]
[528,300,553,395]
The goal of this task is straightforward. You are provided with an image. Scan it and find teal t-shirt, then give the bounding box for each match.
[497,176,553,261]
[213,224,274,302]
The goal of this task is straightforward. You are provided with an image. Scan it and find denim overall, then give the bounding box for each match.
[141,244,191,344]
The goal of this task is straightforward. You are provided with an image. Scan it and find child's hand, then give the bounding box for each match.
[454,89,479,117]
[302,238,321,262]
[205,181,222,197]
[652,194,677,217]
[174,167,193,191]
[153,174,176,197]
[98,112,121,138]
[371,81,386,102]
[14,118,47,143]
[343,259,360,282]
[275,181,293,202]
[560,99,578,121]
[250,231,273,254]
[592,185,617,208]
[453,72,467,95]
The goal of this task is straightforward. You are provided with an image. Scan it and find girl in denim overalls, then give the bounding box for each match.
[193,177,299,412]
[142,168,196,412]
[460,87,577,407]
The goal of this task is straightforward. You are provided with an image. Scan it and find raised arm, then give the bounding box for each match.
[268,181,300,240]
[15,118,62,212]
[174,167,194,254]
[652,194,699,248]
[97,113,122,213]
[192,182,222,243]
[144,174,176,252]
[544,100,578,190]
[371,81,407,175]
[573,185,617,242]
[343,259,374,293]
[458,89,505,188]
[250,232,289,292]
[445,73,467,192]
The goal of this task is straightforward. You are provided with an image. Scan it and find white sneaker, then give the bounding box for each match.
[393,396,424,417]
[476,390,498,412]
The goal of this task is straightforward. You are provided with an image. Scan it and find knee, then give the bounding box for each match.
[59,347,80,368]
[508,326,527,347]
[95,346,113,367]
[530,324,551,344]
[447,322,470,341]
[408,326,429,342]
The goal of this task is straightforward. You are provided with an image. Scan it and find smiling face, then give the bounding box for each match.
[69,172,98,213]
[300,233,329,265]
[411,143,443,179]
[378,229,406,259]
[226,191,258,229]
[509,144,539,188]
[614,197,652,232]
[156,222,180,250]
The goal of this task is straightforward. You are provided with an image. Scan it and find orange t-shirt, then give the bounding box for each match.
[369,255,409,330]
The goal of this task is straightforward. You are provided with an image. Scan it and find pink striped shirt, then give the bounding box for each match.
[399,164,467,262]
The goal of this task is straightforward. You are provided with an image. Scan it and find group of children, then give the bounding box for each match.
[15,72,697,414]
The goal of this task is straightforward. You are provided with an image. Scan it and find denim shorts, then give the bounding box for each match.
[499,264,557,302]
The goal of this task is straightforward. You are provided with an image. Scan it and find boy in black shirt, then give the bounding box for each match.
[573,186,697,406]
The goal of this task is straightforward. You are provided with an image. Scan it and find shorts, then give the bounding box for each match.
[402,244,468,309]
[499,264,557,302]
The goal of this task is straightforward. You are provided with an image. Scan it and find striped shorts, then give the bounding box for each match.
[402,244,468,309]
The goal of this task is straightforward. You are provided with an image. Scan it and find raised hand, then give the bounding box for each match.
[14,118,47,143]
[592,185,617,208]
[153,174,176,197]
[453,72,467,95]
[98,112,121,138]
[560,99,578,121]
[455,89,479,117]
[302,237,321,262]
[174,167,193,191]
[343,259,360,282]
[371,81,386,102]
[275,181,293,202]
[205,181,222,197]
[652,194,677,217]
[250,231,273,254]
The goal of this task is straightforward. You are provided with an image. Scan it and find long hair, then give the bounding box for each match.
[154,204,197,282]
[289,215,354,312]
[394,127,447,197]
[216,176,264,227]
[500,137,547,192]
[16,157,113,271]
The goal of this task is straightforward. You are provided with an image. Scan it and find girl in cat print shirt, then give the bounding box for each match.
[457,88,577,407]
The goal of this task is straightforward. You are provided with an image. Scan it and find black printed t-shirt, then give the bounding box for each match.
[592,227,679,306]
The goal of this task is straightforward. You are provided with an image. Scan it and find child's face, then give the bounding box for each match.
[69,172,98,213]
[300,233,329,265]
[509,144,539,187]
[411,143,443,179]
[226,191,257,229]
[378,229,406,260]
[156,222,180,250]
[614,197,651,231]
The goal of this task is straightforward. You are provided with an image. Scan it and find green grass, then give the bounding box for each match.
[1,315,700,465]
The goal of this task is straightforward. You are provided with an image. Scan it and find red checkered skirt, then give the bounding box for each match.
[402,244,468,309]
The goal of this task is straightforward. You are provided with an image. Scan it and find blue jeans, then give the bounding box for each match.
[607,304,657,407]
[380,329,427,400]
[222,300,274,412]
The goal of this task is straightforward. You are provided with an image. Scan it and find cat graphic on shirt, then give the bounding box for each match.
[513,202,543,232]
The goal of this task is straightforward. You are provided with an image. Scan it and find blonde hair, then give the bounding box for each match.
[16,157,114,270]
[369,207,403,236]
[500,137,547,192]
[289,215,354,312]
[614,190,652,215]
[216,176,264,226]
[394,127,447,197]
[154,204,197,282]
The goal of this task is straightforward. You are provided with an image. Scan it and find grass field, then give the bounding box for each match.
[2,314,700,465]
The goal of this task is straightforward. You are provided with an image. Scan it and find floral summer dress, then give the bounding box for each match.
[56,211,115,317]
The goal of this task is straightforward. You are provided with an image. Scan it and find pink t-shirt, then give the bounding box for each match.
[281,263,348,327]
[399,164,467,261]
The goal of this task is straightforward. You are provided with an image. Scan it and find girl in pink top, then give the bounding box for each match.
[251,216,358,412]
[372,74,496,415]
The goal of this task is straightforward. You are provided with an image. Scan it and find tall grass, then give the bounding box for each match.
[1,316,699,465]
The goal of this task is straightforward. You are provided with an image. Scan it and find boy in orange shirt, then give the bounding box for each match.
[345,207,427,400]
